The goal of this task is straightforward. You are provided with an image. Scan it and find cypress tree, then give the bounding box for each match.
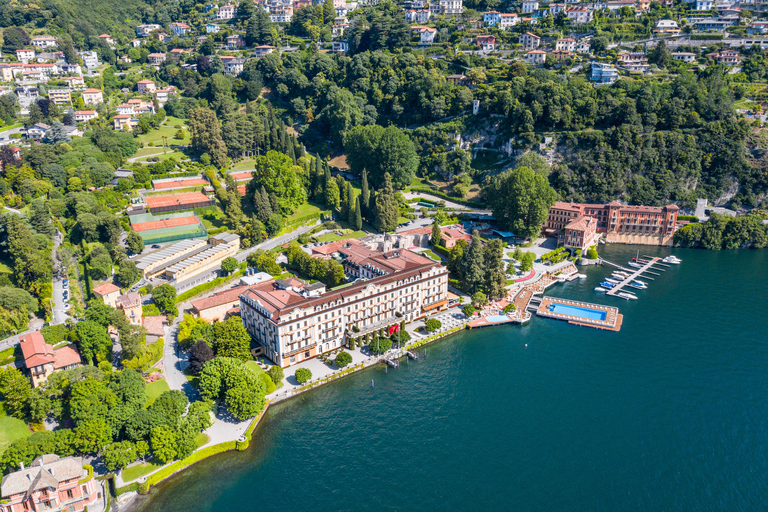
[346,182,354,225]
[354,195,362,231]
[431,221,442,246]
[295,138,305,158]
[257,186,272,222]
[373,173,399,232]
[461,230,485,293]
[287,138,296,163]
[361,169,370,215]
[309,157,317,199]
[269,192,280,215]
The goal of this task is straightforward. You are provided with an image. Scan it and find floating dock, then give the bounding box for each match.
[606,257,662,297]
[536,297,623,332]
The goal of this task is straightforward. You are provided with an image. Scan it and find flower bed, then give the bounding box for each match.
[514,270,535,283]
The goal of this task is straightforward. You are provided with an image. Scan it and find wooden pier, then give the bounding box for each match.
[606,257,663,297]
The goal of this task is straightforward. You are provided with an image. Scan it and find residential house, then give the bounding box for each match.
[191,284,254,322]
[654,19,680,34]
[117,292,143,326]
[294,0,312,8]
[693,0,713,10]
[439,0,463,14]
[270,5,294,23]
[26,123,50,141]
[217,4,237,18]
[137,79,156,93]
[0,454,100,511]
[81,51,100,69]
[331,41,348,54]
[519,32,541,49]
[203,3,219,12]
[207,23,221,33]
[147,53,167,66]
[136,24,162,37]
[707,50,741,65]
[672,51,696,62]
[99,34,115,46]
[550,49,572,62]
[224,58,245,75]
[522,1,539,12]
[476,35,496,50]
[116,104,134,115]
[446,74,476,86]
[143,316,168,343]
[549,3,567,15]
[226,35,245,48]
[748,21,768,35]
[483,10,501,25]
[566,5,592,24]
[406,9,431,22]
[332,23,349,37]
[15,49,35,64]
[114,114,138,131]
[93,283,121,308]
[20,330,81,387]
[556,38,576,51]
[499,13,518,29]
[61,64,83,75]
[0,63,23,82]
[156,86,178,106]
[74,110,98,122]
[120,55,132,64]
[576,40,591,53]
[440,226,472,248]
[635,0,651,10]
[24,63,59,76]
[525,49,547,64]
[605,0,635,11]
[82,88,103,105]
[170,22,190,36]
[31,36,57,48]
[48,88,71,106]
[418,26,437,44]
[591,61,619,84]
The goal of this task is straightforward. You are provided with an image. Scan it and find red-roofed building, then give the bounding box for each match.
[544,202,679,247]
[93,282,121,308]
[440,225,472,249]
[117,291,142,325]
[143,315,167,343]
[137,79,156,93]
[82,88,103,105]
[20,331,82,387]
[191,285,252,322]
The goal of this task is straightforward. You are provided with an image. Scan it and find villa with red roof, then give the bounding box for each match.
[191,285,253,323]
[20,331,82,388]
[440,225,472,249]
[93,282,120,308]
[544,201,679,248]
[137,79,156,93]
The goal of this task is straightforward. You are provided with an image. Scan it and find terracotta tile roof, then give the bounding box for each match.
[118,292,141,308]
[53,345,81,369]
[93,283,120,296]
[143,315,167,336]
[191,285,251,313]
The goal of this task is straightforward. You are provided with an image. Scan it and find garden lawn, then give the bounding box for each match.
[0,404,31,453]
[145,379,171,407]
[245,360,265,376]
[421,250,442,262]
[135,118,191,146]
[312,230,366,243]
[195,433,210,449]
[230,158,258,171]
[134,150,188,163]
[122,459,165,482]
[286,202,329,225]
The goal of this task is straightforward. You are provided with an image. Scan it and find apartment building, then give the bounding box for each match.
[48,88,71,105]
[439,0,463,14]
[137,24,162,37]
[591,61,619,84]
[0,454,101,512]
[240,249,449,368]
[522,1,539,12]
[224,58,245,75]
[15,49,35,64]
[217,4,237,18]
[556,38,576,52]
[81,88,103,105]
[226,35,246,48]
[525,49,547,65]
[519,32,541,49]
[147,53,167,66]
[74,110,98,122]
[544,201,679,247]
[566,5,592,24]
[81,51,100,69]
[31,36,57,48]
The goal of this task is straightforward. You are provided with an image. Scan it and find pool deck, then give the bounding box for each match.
[536,297,623,332]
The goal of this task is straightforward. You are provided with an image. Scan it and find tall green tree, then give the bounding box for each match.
[461,230,485,293]
[431,221,442,247]
[246,10,276,46]
[373,173,399,232]
[483,239,506,299]
[486,166,557,239]
[361,169,370,215]
[188,107,228,167]
[354,195,362,231]
[345,125,419,190]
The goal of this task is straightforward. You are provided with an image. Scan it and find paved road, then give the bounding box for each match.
[402,191,491,214]
[51,231,72,326]
[0,127,24,146]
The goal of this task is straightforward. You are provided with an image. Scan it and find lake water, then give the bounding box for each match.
[135,244,768,511]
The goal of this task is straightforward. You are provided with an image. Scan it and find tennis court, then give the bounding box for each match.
[153,178,208,190]
[145,192,214,213]
[133,215,201,232]
[238,185,246,196]
[230,172,253,181]
[129,211,207,244]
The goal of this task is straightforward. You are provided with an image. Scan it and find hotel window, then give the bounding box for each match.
[67,490,73,499]
[82,485,88,495]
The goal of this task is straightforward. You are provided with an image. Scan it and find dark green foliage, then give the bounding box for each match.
[335,351,352,368]
[345,126,419,191]
[294,367,312,384]
[425,318,442,332]
[674,213,768,249]
[368,336,392,354]
[267,365,284,385]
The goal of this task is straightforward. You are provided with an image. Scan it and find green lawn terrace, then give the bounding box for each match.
[129,211,208,245]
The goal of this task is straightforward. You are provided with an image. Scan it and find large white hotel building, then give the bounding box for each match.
[239,248,449,368]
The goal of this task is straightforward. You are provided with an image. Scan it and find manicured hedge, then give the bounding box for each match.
[143,441,238,491]
[408,188,484,209]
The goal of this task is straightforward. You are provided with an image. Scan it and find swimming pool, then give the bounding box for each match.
[548,303,607,321]
[486,315,511,323]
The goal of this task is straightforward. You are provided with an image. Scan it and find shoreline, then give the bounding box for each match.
[118,324,470,510]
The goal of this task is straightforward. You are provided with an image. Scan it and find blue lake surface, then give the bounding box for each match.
[135,244,768,512]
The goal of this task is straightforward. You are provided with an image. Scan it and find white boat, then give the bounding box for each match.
[612,273,628,280]
[618,292,638,300]
[605,278,621,284]
[577,273,587,279]
[627,283,645,290]
[631,280,647,288]
[594,287,607,292]
[663,255,682,264]
[613,271,629,277]
[628,262,643,268]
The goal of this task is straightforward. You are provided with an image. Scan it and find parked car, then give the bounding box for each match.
[152,244,161,249]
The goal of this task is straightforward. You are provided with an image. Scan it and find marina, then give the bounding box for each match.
[603,256,668,297]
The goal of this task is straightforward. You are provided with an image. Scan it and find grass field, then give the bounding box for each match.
[421,250,442,262]
[0,404,31,453]
[230,159,258,171]
[134,150,188,163]
[312,230,367,243]
[145,379,171,407]
[285,202,329,225]
[245,360,265,376]
[122,459,165,482]
[135,117,191,146]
